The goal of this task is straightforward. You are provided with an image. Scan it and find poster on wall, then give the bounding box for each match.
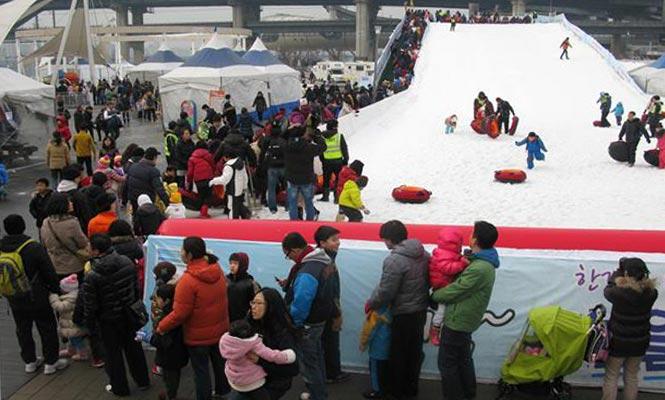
[144,235,665,392]
[208,89,226,113]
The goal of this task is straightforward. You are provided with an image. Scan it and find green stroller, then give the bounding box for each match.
[497,305,606,400]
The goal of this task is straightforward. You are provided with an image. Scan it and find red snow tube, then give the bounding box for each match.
[471,119,484,134]
[494,169,527,184]
[488,118,500,139]
[392,186,432,204]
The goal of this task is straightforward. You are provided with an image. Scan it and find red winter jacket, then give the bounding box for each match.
[158,256,229,346]
[336,166,357,198]
[429,229,469,289]
[187,148,215,184]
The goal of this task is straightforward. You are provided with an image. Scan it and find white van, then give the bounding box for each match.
[311,61,348,85]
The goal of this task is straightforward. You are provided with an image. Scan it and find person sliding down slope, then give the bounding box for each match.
[515,132,547,169]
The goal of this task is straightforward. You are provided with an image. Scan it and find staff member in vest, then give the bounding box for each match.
[163,121,179,166]
[319,120,348,203]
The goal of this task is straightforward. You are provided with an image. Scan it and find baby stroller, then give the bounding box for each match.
[497,304,607,400]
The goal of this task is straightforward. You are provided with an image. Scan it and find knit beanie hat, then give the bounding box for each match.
[137,194,152,207]
[229,252,250,274]
[60,274,79,293]
[349,160,364,175]
[98,156,111,168]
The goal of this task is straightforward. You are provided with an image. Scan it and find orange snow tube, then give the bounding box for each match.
[494,169,527,184]
[471,119,484,134]
[488,118,500,139]
[392,185,432,204]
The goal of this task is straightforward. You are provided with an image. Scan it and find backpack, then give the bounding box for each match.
[264,138,284,165]
[0,240,35,298]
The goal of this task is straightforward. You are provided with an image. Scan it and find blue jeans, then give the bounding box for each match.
[527,151,545,169]
[287,183,315,221]
[267,168,285,212]
[438,327,476,400]
[296,322,327,400]
[445,125,455,134]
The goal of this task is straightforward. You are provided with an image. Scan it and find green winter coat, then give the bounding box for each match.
[431,251,497,333]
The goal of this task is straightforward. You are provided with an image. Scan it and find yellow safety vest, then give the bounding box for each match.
[323,133,343,160]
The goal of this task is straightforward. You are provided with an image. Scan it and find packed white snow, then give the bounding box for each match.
[325,22,663,230]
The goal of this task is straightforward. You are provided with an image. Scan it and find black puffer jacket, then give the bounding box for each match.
[124,159,169,207]
[604,271,658,357]
[226,272,258,322]
[619,117,651,144]
[175,139,195,171]
[110,235,143,261]
[284,135,326,185]
[83,250,139,329]
[0,234,60,310]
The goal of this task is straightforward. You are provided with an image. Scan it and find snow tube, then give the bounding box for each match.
[593,120,602,127]
[277,190,287,206]
[644,149,659,167]
[494,169,527,184]
[392,185,432,204]
[608,141,629,163]
[471,119,484,134]
[509,116,519,136]
[488,118,500,139]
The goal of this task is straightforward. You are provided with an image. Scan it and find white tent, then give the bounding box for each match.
[127,43,184,84]
[0,67,54,152]
[0,67,54,116]
[159,33,268,128]
[242,37,301,113]
[630,54,665,97]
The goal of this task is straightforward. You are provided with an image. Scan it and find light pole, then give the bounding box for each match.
[374,25,382,63]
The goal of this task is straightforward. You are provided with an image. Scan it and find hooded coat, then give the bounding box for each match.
[220,333,296,392]
[187,148,215,184]
[158,255,230,346]
[368,239,430,316]
[285,248,335,327]
[41,215,90,276]
[604,272,658,357]
[227,270,259,323]
[132,199,166,237]
[335,161,364,198]
[429,229,470,290]
[49,291,85,338]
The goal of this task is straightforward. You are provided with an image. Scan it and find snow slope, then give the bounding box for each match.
[334,22,662,230]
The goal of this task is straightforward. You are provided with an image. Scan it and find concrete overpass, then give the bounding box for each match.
[5,0,665,61]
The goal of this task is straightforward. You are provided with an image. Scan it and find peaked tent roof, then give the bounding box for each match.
[0,67,55,116]
[650,53,665,69]
[243,37,285,67]
[145,43,184,64]
[182,33,248,68]
[20,7,107,65]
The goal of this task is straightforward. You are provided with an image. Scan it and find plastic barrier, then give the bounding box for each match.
[148,220,665,391]
[537,14,645,94]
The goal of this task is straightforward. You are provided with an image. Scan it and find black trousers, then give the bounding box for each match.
[601,109,610,126]
[196,179,212,207]
[162,368,182,400]
[77,156,93,176]
[322,318,342,379]
[321,159,344,200]
[438,327,476,400]
[560,49,569,59]
[387,311,426,399]
[99,319,150,396]
[499,116,510,133]
[188,344,230,400]
[339,205,363,222]
[627,140,639,164]
[10,303,59,365]
[231,194,249,220]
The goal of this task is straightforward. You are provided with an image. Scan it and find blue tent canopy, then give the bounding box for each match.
[146,49,183,64]
[650,54,665,69]
[183,47,248,69]
[243,49,281,66]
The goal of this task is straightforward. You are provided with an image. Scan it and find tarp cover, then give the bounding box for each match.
[0,67,55,116]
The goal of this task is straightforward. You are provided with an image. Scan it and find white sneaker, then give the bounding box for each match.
[43,359,69,375]
[105,384,113,393]
[25,357,44,373]
[300,392,311,400]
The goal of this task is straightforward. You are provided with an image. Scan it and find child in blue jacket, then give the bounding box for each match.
[359,305,391,399]
[611,102,624,126]
[515,132,548,169]
[0,158,8,200]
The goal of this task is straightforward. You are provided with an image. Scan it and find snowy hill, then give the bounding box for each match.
[334,22,662,230]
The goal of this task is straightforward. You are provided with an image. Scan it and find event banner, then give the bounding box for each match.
[144,236,665,391]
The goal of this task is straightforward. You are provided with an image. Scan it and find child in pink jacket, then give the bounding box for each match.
[428,228,470,346]
[219,320,296,396]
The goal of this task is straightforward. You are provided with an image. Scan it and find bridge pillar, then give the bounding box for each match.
[231,0,261,29]
[129,6,146,64]
[468,3,479,16]
[662,0,665,21]
[610,33,626,58]
[511,0,527,16]
[355,0,377,61]
[113,4,130,62]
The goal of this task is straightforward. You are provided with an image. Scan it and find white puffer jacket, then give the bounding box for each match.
[49,291,85,338]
